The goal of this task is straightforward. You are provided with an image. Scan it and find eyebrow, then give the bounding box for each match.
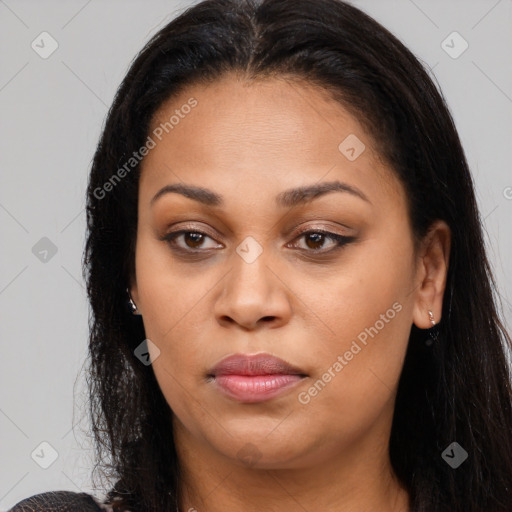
[150,180,371,208]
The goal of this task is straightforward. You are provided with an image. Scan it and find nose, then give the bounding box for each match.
[213,248,293,331]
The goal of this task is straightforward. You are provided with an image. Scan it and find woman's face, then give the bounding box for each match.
[130,74,436,470]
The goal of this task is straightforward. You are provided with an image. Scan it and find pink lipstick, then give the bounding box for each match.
[208,353,307,403]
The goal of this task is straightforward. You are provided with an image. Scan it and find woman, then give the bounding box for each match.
[10,0,512,510]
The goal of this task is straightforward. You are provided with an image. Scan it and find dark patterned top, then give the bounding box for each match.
[8,490,131,512]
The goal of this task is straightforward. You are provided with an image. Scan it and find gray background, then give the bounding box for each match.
[1,0,511,509]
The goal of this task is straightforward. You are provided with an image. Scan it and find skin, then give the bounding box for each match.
[129,72,451,512]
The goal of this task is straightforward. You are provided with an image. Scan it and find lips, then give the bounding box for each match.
[208,353,307,377]
[208,353,307,403]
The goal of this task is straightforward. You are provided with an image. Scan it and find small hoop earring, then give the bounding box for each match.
[426,309,438,345]
[126,288,141,315]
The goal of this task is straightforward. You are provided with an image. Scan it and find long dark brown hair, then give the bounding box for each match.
[82,0,512,510]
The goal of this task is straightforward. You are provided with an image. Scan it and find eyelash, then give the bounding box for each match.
[161,227,355,256]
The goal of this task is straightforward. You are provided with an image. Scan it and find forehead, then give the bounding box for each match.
[140,74,402,208]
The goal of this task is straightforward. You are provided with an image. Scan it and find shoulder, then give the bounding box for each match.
[8,490,116,512]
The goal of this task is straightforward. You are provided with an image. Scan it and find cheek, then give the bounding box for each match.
[299,237,413,427]
[135,232,200,336]
[133,237,211,405]
[294,299,410,447]
[304,230,412,344]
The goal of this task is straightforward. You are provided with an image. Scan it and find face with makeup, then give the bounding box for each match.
[129,73,449,508]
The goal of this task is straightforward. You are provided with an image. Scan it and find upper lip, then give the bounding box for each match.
[209,353,307,377]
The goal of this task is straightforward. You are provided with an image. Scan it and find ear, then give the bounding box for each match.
[412,219,451,329]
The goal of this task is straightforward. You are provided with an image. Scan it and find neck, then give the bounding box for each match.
[173,418,410,512]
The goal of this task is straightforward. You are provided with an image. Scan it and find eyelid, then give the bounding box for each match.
[160,222,356,256]
[162,219,354,238]
[292,223,353,238]
[161,226,223,251]
[161,221,352,242]
[287,228,355,251]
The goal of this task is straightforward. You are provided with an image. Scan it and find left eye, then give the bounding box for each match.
[162,229,354,254]
[289,230,353,252]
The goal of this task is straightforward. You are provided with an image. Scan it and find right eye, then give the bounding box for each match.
[162,230,223,253]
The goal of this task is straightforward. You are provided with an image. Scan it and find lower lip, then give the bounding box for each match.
[212,374,305,403]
